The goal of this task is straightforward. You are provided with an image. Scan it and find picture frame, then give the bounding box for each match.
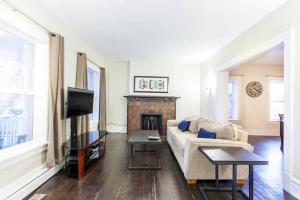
[134,76,169,93]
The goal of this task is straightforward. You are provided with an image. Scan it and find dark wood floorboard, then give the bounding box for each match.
[28,134,296,200]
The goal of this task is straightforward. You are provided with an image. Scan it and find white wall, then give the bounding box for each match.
[173,64,201,120]
[106,61,201,133]
[0,0,107,199]
[129,61,201,120]
[107,62,129,133]
[129,61,176,95]
[200,0,300,198]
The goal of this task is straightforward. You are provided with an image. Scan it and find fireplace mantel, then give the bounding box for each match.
[124,95,180,102]
[124,95,180,139]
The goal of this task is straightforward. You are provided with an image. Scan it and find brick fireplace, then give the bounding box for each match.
[124,95,179,139]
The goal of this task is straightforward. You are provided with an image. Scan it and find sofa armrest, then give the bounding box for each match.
[236,129,248,143]
[183,138,254,178]
[167,120,180,127]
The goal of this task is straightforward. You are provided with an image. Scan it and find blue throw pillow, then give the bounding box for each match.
[178,120,191,132]
[197,128,216,139]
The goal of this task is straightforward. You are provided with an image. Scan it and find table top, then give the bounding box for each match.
[128,130,162,144]
[198,146,268,165]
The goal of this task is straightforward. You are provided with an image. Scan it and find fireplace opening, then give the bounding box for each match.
[141,114,162,134]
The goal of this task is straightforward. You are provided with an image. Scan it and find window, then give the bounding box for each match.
[0,4,49,154]
[228,79,239,120]
[87,61,101,130]
[269,79,284,121]
[0,29,35,150]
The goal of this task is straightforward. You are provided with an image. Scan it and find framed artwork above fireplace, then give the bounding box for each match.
[134,76,169,93]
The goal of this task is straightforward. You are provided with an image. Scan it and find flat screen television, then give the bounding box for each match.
[66,87,94,118]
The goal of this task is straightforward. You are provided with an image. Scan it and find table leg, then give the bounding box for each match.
[249,165,254,200]
[156,145,161,167]
[78,149,85,180]
[215,164,219,188]
[128,143,161,170]
[232,164,237,200]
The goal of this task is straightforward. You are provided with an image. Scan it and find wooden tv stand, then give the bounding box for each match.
[64,131,106,180]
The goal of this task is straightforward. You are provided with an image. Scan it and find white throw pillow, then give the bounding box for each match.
[185,117,199,133]
[198,117,214,131]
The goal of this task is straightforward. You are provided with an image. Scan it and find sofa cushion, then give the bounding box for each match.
[218,123,238,141]
[168,127,196,157]
[197,128,216,139]
[197,117,214,131]
[178,120,190,132]
[198,122,237,141]
[198,120,212,131]
[185,117,199,133]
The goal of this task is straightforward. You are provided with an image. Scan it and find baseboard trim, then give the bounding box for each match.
[1,162,64,200]
[291,176,300,199]
[283,171,300,199]
[245,129,279,136]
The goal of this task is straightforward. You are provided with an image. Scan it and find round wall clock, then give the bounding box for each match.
[246,81,263,97]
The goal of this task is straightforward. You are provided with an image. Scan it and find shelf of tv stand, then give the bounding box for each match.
[65,131,106,180]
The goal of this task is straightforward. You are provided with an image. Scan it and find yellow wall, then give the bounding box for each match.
[229,64,283,135]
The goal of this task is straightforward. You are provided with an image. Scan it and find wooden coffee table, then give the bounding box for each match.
[198,146,268,200]
[128,130,162,170]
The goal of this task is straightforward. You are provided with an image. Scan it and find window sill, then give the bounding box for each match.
[268,120,280,123]
[0,141,48,170]
[229,119,241,123]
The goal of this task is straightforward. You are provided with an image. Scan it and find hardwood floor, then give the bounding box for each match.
[28,134,296,200]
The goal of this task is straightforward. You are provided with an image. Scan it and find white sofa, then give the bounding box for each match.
[167,117,254,184]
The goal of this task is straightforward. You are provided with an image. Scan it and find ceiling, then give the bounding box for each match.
[38,0,287,64]
[249,43,284,65]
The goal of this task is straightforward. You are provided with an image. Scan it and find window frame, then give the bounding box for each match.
[228,76,241,121]
[0,5,49,161]
[268,77,284,122]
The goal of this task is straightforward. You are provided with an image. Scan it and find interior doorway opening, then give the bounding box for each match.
[227,43,284,138]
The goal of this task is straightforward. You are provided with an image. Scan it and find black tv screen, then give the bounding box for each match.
[66,87,94,118]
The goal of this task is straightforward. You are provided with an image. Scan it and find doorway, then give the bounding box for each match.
[227,43,284,137]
